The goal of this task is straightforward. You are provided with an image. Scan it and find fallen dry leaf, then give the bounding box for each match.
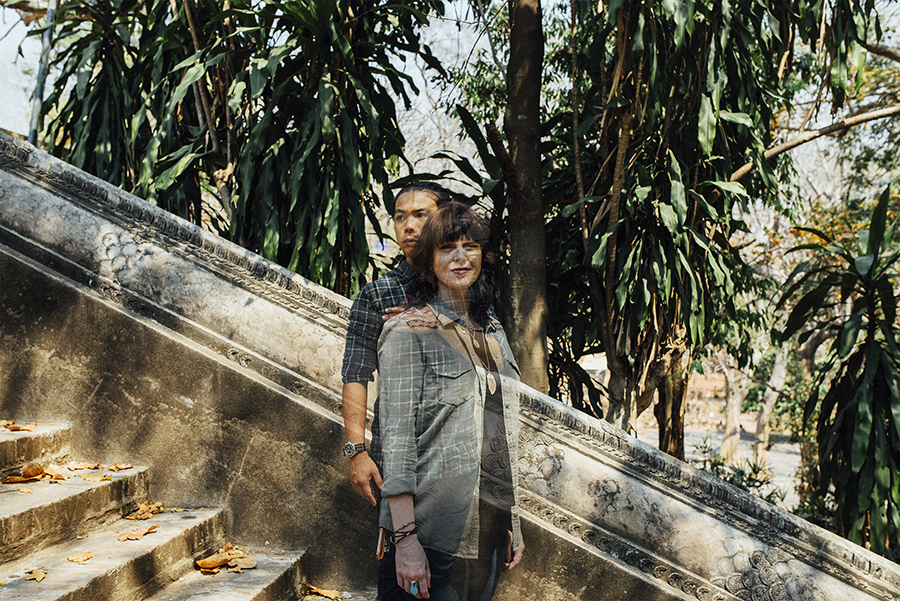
[200,567,220,575]
[2,475,40,484]
[67,462,102,471]
[24,569,46,582]
[6,422,36,432]
[67,552,92,563]
[117,525,157,541]
[81,474,112,483]
[196,542,244,569]
[22,464,44,479]
[44,465,69,481]
[126,501,164,520]
[109,463,133,472]
[227,556,257,572]
[17,487,32,494]
[300,584,342,600]
[0,419,11,427]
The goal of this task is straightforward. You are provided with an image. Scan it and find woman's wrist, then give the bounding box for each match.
[393,533,419,548]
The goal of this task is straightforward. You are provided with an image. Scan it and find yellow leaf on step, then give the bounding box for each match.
[67,552,92,563]
[117,525,158,541]
[6,422,36,432]
[81,474,112,482]
[22,464,44,479]
[67,462,101,471]
[300,584,342,599]
[126,501,164,520]
[196,547,245,569]
[228,556,257,570]
[44,465,69,480]
[24,569,46,582]
[17,487,32,494]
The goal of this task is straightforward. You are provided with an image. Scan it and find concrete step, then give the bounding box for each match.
[0,423,72,478]
[143,548,305,601]
[0,465,149,564]
[0,508,224,600]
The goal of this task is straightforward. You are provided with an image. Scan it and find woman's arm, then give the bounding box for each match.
[388,494,431,598]
[379,323,430,598]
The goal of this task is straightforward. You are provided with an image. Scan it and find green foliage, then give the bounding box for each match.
[444,1,879,429]
[690,436,786,507]
[444,2,573,125]
[537,0,871,420]
[742,348,813,437]
[791,416,838,533]
[36,0,443,296]
[777,186,900,561]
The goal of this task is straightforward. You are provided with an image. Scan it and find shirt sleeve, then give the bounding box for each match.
[377,323,425,497]
[341,286,383,384]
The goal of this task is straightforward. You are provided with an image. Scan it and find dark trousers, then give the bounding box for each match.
[377,508,508,601]
[377,544,506,601]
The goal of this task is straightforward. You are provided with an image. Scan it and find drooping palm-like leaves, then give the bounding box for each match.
[538,0,879,455]
[777,187,900,559]
[37,0,444,297]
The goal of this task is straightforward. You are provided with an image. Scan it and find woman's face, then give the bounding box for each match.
[433,236,482,298]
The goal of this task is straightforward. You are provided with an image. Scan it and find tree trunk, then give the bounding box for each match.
[797,328,828,378]
[655,370,689,461]
[752,345,788,465]
[504,0,548,393]
[720,359,748,464]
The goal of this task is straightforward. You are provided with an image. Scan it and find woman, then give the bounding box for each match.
[375,202,524,600]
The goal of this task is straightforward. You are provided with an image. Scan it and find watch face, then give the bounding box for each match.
[344,442,363,457]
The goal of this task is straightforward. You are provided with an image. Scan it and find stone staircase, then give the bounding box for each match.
[0,423,307,600]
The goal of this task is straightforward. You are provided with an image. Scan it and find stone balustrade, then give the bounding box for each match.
[1,131,898,600]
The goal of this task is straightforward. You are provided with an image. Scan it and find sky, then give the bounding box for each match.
[0,8,41,137]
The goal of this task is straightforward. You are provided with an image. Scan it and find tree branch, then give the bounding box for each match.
[861,41,900,65]
[731,104,900,182]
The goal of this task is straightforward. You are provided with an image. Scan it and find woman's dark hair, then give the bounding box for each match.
[406,202,497,327]
[395,181,452,207]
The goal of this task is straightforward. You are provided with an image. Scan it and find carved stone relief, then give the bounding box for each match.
[714,549,796,601]
[0,134,351,332]
[518,491,738,601]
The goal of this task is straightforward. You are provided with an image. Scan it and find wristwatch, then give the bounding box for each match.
[343,441,366,458]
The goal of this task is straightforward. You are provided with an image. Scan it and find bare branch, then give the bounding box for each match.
[731,104,900,182]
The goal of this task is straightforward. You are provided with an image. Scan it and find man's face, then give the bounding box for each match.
[393,191,439,257]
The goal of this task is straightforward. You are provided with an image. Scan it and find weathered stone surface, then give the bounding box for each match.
[142,549,306,601]
[1,131,899,600]
[0,508,225,599]
[0,423,71,478]
[0,462,149,564]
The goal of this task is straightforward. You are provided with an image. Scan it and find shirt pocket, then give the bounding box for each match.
[434,364,477,407]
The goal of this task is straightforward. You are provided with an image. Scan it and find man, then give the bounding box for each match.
[341,182,451,505]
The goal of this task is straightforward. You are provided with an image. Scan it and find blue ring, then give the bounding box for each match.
[410,581,419,596]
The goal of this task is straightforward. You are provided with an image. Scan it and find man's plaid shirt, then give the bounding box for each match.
[341,259,416,384]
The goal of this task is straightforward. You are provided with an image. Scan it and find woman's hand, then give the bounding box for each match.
[394,536,431,598]
[502,531,524,573]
